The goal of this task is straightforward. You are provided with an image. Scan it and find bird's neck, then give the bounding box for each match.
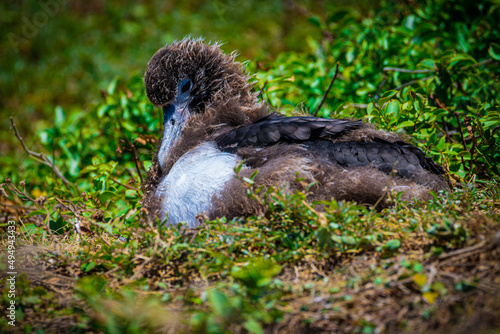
[159,101,267,176]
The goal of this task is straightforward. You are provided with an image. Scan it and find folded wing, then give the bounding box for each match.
[216,113,364,147]
[215,114,444,177]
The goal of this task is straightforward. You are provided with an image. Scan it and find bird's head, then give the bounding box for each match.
[144,38,254,171]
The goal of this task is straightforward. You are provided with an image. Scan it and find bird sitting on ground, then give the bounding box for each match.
[141,38,448,227]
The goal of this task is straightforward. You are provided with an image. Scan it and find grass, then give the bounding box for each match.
[1,177,499,333]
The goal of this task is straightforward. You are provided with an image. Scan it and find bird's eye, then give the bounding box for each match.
[179,79,192,95]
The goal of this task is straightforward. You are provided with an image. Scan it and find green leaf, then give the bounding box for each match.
[55,106,65,127]
[243,318,264,334]
[356,84,375,96]
[397,120,415,129]
[242,177,254,185]
[208,290,232,319]
[50,216,67,235]
[447,54,476,69]
[23,296,41,304]
[488,43,500,60]
[20,223,38,233]
[107,77,119,95]
[81,261,96,272]
[378,90,398,106]
[98,190,119,203]
[341,236,356,245]
[385,100,400,116]
[308,15,322,28]
[26,209,48,218]
[386,239,401,250]
[94,222,114,235]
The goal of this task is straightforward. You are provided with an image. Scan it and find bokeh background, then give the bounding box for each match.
[1,0,373,149]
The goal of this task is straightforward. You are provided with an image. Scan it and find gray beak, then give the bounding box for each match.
[157,79,194,171]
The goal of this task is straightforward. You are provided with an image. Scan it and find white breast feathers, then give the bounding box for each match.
[155,141,239,227]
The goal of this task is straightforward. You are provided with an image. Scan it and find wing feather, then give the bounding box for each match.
[215,114,444,177]
[216,115,363,147]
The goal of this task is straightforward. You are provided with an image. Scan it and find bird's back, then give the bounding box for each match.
[215,114,445,180]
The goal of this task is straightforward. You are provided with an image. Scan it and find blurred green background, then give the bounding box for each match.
[0,0,375,153]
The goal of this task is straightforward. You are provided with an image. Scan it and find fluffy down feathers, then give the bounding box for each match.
[142,38,448,224]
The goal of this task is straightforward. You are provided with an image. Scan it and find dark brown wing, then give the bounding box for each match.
[216,114,444,177]
[216,114,363,148]
[306,139,445,177]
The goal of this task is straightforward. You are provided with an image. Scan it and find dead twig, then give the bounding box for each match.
[256,80,268,100]
[437,240,487,261]
[3,183,60,253]
[110,177,139,191]
[435,99,469,172]
[116,116,144,183]
[432,123,460,145]
[54,197,80,217]
[460,58,495,71]
[10,117,77,194]
[313,62,340,117]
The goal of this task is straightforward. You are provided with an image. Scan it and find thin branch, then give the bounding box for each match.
[54,197,80,217]
[256,80,268,100]
[10,117,77,194]
[460,58,495,70]
[4,182,61,255]
[42,204,61,256]
[130,142,144,183]
[110,177,139,191]
[438,240,486,261]
[313,62,340,117]
[435,99,469,172]
[383,67,435,74]
[391,75,435,91]
[4,183,36,202]
[115,115,144,183]
[375,77,387,99]
[454,114,468,154]
[433,123,459,145]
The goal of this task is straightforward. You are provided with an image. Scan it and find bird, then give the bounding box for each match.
[141,38,448,227]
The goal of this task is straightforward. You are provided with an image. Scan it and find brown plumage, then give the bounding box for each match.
[141,38,448,226]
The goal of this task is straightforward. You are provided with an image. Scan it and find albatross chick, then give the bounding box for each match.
[142,38,448,227]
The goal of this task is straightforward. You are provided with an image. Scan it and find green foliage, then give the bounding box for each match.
[1,0,500,333]
[0,274,56,332]
[73,277,179,334]
[191,258,283,334]
[252,0,500,178]
[0,0,324,147]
